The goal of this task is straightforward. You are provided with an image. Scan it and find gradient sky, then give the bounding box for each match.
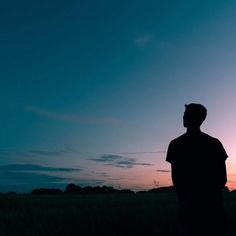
[1,0,236,192]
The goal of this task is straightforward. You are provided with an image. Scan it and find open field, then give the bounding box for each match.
[0,192,235,236]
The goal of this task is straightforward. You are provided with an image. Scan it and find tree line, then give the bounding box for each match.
[30,184,176,195]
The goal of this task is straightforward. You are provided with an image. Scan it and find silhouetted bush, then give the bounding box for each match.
[65,183,82,194]
[31,188,63,195]
[136,190,147,194]
[64,184,133,194]
[119,189,135,194]
[148,186,175,193]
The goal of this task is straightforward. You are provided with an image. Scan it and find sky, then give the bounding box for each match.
[1,0,236,192]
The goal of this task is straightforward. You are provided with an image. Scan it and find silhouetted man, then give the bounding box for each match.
[166,103,228,236]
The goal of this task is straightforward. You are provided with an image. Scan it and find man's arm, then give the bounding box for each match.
[171,163,180,190]
[221,161,227,188]
[214,139,228,189]
[166,141,180,189]
[166,141,174,164]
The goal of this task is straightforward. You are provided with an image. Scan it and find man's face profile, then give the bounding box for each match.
[183,109,191,128]
[183,103,207,129]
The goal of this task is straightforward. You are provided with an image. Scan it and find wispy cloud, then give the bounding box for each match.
[0,163,110,193]
[26,106,121,125]
[0,164,81,172]
[89,154,122,162]
[134,34,154,48]
[0,165,106,193]
[0,148,76,166]
[0,149,70,157]
[0,171,66,186]
[120,151,166,155]
[27,150,68,156]
[90,154,153,168]
[0,164,79,193]
[33,148,78,157]
[156,169,170,173]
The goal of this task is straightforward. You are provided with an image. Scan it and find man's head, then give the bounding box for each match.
[183,103,207,128]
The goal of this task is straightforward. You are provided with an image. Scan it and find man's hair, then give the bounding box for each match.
[185,103,207,126]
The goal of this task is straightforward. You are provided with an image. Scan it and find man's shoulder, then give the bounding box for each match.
[169,132,222,146]
[169,133,187,144]
[201,132,222,143]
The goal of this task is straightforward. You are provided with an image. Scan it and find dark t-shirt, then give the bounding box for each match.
[166,132,228,192]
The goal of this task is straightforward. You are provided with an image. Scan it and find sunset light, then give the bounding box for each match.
[1,1,236,193]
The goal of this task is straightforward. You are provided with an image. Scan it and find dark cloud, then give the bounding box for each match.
[89,154,123,162]
[0,164,81,172]
[0,164,105,193]
[156,169,171,173]
[72,179,105,187]
[0,172,105,193]
[90,154,153,168]
[120,151,166,155]
[0,170,67,193]
[115,160,153,168]
[0,164,81,193]
[0,170,64,185]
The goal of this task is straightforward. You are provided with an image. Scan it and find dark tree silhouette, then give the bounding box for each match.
[65,183,82,194]
[148,186,175,193]
[31,188,63,194]
[64,184,134,194]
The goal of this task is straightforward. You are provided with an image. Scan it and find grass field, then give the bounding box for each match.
[0,192,235,236]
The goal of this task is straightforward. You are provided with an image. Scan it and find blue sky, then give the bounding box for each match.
[1,0,236,192]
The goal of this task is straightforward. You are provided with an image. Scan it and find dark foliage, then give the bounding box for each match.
[65,183,82,194]
[31,188,63,195]
[136,186,175,194]
[148,186,175,193]
[64,184,134,194]
[30,184,232,196]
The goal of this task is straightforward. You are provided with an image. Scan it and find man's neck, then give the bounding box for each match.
[186,127,201,134]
